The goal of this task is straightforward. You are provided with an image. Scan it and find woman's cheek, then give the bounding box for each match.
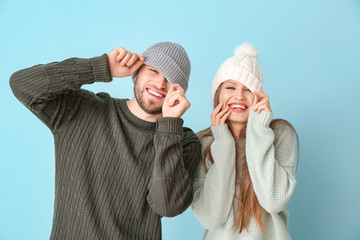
[247,94,255,105]
[220,93,232,103]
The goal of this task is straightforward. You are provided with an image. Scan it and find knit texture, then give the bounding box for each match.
[132,41,191,92]
[10,54,201,240]
[212,43,263,100]
[191,110,296,240]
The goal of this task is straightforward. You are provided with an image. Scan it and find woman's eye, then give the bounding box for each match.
[150,69,158,73]
[245,88,251,92]
[226,87,236,90]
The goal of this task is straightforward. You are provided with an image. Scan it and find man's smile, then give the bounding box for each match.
[146,88,166,99]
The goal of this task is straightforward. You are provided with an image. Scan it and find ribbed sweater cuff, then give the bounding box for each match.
[156,117,183,133]
[92,54,112,83]
[249,108,273,126]
[211,124,233,140]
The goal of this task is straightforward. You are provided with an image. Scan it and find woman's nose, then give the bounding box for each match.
[233,90,245,100]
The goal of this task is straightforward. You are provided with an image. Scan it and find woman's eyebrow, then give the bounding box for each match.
[224,81,236,85]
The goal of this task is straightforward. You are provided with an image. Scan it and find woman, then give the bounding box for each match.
[191,43,299,240]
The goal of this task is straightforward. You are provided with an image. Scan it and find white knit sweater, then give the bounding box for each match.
[191,109,297,240]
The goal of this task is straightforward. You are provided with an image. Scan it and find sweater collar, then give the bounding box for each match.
[118,99,157,130]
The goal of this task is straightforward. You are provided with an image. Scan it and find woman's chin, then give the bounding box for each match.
[227,113,249,124]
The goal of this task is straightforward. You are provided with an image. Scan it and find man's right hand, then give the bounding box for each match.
[108,47,145,78]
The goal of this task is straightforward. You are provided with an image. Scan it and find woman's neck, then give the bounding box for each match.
[228,122,246,140]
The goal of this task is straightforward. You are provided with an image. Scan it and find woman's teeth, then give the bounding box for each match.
[230,104,246,110]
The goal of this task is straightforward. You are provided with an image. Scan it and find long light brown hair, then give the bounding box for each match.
[197,83,299,233]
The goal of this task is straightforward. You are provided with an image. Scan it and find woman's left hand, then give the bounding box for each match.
[252,92,272,113]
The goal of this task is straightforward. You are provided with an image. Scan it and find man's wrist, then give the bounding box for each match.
[156,117,183,133]
[93,54,112,83]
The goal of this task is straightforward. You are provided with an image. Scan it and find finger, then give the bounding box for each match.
[138,54,145,62]
[253,92,269,103]
[220,110,231,125]
[253,92,270,111]
[222,100,227,110]
[252,93,259,106]
[216,105,230,120]
[120,51,132,66]
[167,93,180,106]
[171,92,187,105]
[221,96,231,109]
[165,87,180,102]
[254,101,267,113]
[115,48,127,62]
[253,91,266,98]
[166,85,177,97]
[256,104,265,113]
[216,109,228,126]
[211,102,223,117]
[127,53,140,67]
[129,60,144,74]
[253,100,261,111]
[257,101,271,112]
[214,106,229,125]
[211,102,223,125]
[168,94,189,108]
[258,105,266,113]
[253,100,264,109]
[166,92,181,106]
[171,84,185,95]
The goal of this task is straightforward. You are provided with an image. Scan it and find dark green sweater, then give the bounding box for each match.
[10,54,201,240]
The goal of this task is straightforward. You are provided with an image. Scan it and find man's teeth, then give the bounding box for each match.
[148,89,164,97]
[230,104,246,110]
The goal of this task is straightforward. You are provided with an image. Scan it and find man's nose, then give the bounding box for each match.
[155,75,168,90]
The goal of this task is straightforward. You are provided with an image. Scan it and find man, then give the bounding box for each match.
[10,42,201,240]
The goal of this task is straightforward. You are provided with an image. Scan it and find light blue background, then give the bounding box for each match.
[1,0,360,239]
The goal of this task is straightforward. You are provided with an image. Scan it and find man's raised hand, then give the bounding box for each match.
[162,84,190,118]
[108,47,145,78]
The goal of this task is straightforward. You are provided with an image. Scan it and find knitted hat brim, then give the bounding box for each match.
[132,50,189,92]
[212,66,263,100]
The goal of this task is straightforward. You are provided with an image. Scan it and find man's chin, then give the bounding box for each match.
[142,107,162,115]
[134,93,164,115]
[140,102,163,115]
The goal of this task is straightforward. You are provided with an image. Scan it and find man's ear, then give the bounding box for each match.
[133,64,144,82]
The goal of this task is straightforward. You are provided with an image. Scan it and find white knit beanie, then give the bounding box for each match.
[211,43,263,100]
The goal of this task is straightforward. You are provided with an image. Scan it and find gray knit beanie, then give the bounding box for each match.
[132,42,191,92]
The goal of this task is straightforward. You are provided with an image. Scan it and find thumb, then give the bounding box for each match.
[129,60,144,74]
[252,94,258,106]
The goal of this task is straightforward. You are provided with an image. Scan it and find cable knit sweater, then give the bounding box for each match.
[9,54,202,240]
[191,110,297,240]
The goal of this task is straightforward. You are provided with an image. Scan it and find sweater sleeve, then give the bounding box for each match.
[246,109,297,213]
[191,124,236,231]
[147,117,202,217]
[9,54,112,132]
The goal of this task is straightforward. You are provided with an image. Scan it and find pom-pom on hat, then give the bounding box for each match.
[211,43,263,100]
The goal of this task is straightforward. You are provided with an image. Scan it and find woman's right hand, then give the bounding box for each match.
[211,101,231,126]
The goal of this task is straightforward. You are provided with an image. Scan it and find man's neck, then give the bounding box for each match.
[127,98,162,122]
